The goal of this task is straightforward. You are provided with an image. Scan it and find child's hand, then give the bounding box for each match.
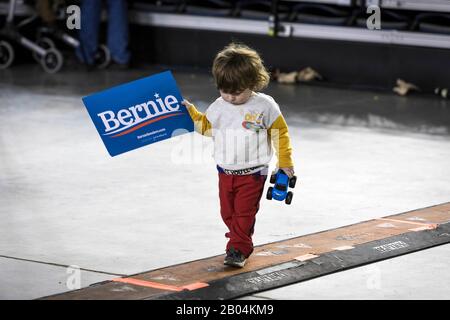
[181,99,193,109]
[280,167,295,178]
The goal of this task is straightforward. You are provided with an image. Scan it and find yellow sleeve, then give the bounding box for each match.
[186,104,212,137]
[268,115,294,168]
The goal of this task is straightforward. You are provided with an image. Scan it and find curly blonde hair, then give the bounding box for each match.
[212,43,270,94]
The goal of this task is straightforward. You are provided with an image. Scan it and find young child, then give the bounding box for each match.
[182,43,294,268]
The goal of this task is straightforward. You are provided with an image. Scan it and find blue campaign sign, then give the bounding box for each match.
[82,71,194,157]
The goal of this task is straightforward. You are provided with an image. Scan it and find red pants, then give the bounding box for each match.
[218,173,267,257]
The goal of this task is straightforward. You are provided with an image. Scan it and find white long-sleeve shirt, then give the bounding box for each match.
[187,92,294,173]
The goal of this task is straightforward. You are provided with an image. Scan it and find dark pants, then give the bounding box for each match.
[76,0,130,65]
[219,173,267,257]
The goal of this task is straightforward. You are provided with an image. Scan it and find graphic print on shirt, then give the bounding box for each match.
[242,111,265,132]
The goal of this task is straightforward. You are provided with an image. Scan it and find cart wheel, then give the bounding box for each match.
[94,44,111,69]
[0,41,15,69]
[266,187,273,200]
[285,191,293,205]
[270,174,276,184]
[289,175,297,188]
[40,48,63,73]
[33,37,56,62]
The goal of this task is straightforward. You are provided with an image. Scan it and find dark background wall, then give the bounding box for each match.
[130,25,450,92]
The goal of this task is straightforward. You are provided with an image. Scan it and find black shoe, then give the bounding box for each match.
[224,247,247,268]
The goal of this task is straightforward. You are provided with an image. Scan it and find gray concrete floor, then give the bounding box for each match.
[0,257,117,300]
[0,65,449,299]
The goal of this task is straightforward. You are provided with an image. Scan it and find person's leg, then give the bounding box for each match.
[229,174,267,257]
[76,0,102,65]
[219,173,235,241]
[105,0,130,65]
[36,0,56,27]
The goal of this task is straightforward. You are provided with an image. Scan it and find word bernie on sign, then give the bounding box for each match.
[83,71,194,156]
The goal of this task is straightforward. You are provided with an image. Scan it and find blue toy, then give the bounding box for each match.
[266,169,297,205]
